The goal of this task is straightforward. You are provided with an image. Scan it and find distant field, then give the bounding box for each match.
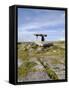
[17,41,65,82]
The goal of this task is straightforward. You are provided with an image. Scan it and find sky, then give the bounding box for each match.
[18,8,65,42]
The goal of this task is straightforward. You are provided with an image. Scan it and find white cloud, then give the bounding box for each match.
[18,10,65,42]
[19,18,64,32]
[59,37,65,41]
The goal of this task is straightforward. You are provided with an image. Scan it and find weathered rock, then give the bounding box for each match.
[26,44,31,49]
[18,71,51,82]
[36,47,43,52]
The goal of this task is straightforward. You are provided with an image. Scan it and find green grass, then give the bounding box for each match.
[18,41,65,80]
[18,41,65,59]
[51,58,64,64]
[37,58,59,80]
[18,61,37,79]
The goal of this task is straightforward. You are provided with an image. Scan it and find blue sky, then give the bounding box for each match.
[18,8,65,42]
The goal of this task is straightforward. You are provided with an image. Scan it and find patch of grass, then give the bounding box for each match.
[18,61,37,79]
[31,44,38,49]
[18,66,28,79]
[31,68,37,72]
[51,59,63,64]
[18,41,65,61]
[46,67,59,80]
[37,58,59,80]
[43,45,65,56]
[24,61,37,69]
[18,50,29,61]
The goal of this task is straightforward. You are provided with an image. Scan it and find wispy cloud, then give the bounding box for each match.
[18,8,65,42]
